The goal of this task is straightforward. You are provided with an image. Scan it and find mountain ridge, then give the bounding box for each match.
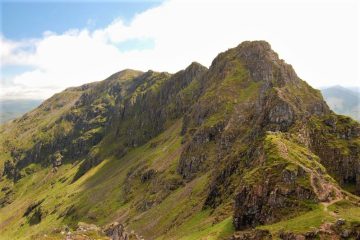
[0,40,359,240]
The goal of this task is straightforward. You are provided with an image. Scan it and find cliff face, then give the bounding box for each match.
[0,41,359,240]
[308,114,360,193]
[1,64,207,182]
[175,41,359,232]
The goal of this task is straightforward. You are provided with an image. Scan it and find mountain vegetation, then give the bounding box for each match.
[0,41,359,240]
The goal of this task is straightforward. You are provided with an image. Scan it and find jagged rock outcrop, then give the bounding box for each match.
[233,170,316,229]
[104,222,143,240]
[0,185,14,207]
[178,41,330,181]
[308,114,360,194]
[1,63,207,182]
[176,41,358,231]
[3,160,16,179]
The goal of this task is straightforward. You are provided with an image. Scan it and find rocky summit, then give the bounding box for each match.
[0,41,359,240]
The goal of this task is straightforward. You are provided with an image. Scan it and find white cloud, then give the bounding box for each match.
[0,37,36,66]
[0,0,359,99]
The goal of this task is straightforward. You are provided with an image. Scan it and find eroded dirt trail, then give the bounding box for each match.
[276,140,344,208]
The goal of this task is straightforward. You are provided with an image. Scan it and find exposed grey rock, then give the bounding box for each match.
[233,165,316,230]
[141,169,156,183]
[231,229,272,240]
[336,218,346,226]
[104,222,129,240]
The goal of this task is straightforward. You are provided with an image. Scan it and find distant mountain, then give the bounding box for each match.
[0,99,43,124]
[321,86,360,121]
[0,41,359,240]
[349,86,360,93]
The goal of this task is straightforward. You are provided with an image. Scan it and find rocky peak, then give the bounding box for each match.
[174,62,208,86]
[235,40,278,62]
[106,69,144,82]
[235,41,299,85]
[184,61,208,76]
[209,40,299,87]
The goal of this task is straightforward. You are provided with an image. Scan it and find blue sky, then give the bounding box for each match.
[1,1,161,40]
[1,0,160,91]
[0,0,359,100]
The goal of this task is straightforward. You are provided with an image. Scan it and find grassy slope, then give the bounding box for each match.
[0,120,235,240]
[0,69,143,173]
[258,199,360,238]
[2,120,359,240]
[0,89,83,171]
[255,132,360,237]
[0,137,359,237]
[258,204,333,235]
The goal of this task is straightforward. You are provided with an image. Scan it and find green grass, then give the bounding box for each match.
[265,132,328,173]
[242,132,319,187]
[259,199,360,237]
[0,119,231,240]
[200,58,261,128]
[308,114,360,157]
[258,204,333,234]
[178,216,234,240]
[328,200,360,222]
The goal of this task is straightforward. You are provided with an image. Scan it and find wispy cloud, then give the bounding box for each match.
[1,0,359,99]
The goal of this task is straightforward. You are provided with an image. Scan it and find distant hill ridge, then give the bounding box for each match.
[321,85,360,121]
[0,99,43,124]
